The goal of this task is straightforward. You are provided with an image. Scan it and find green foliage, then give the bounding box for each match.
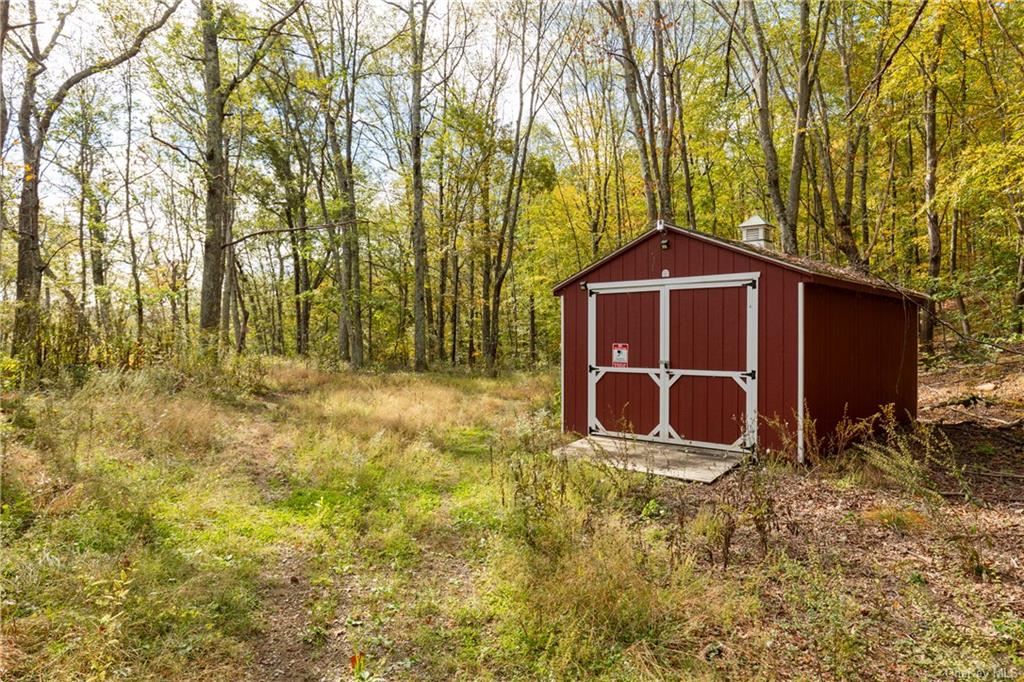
[773,554,871,679]
[3,366,1018,680]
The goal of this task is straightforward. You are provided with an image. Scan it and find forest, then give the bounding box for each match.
[2,1,1024,680]
[2,0,1024,374]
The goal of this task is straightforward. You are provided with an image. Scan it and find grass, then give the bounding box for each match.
[1,361,1019,680]
[861,506,928,534]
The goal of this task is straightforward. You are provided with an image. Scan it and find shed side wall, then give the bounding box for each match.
[802,284,918,446]
[560,230,807,452]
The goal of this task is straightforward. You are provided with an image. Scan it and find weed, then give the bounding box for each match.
[640,498,664,520]
[3,364,1014,680]
[683,505,736,568]
[302,623,329,647]
[851,407,995,580]
[490,513,752,677]
[774,554,870,679]
[974,441,997,457]
[861,506,928,535]
[908,570,928,586]
[992,614,1024,665]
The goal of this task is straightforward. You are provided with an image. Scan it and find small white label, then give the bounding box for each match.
[612,343,629,367]
[661,269,670,277]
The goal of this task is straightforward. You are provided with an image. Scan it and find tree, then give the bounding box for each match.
[481,0,572,374]
[400,0,433,371]
[8,0,182,357]
[196,0,303,350]
[712,0,828,255]
[920,20,946,354]
[599,0,664,225]
[298,0,388,367]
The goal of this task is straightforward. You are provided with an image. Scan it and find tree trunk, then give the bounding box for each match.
[124,65,144,344]
[1010,204,1024,335]
[409,0,428,371]
[480,175,492,371]
[747,0,791,251]
[437,248,447,363]
[676,97,697,230]
[12,85,43,356]
[468,245,476,366]
[450,250,459,365]
[783,0,814,252]
[220,240,235,350]
[920,24,945,355]
[528,294,536,366]
[950,208,969,336]
[198,0,228,348]
[652,0,674,223]
[87,193,111,334]
[601,0,658,225]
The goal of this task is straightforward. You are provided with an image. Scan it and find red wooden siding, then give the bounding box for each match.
[595,373,659,435]
[558,229,809,452]
[595,291,660,367]
[668,287,746,371]
[667,287,747,445]
[802,284,918,442]
[670,377,745,445]
[593,290,661,434]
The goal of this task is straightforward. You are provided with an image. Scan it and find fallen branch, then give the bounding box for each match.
[928,395,993,409]
[945,406,1022,428]
[966,467,1024,481]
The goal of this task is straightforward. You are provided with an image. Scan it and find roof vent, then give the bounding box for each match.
[739,215,774,250]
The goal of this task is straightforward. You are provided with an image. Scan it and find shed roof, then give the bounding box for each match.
[552,223,928,304]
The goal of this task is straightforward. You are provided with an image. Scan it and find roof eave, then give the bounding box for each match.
[806,272,928,305]
[551,221,928,305]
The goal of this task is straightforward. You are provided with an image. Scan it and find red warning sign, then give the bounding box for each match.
[612,343,629,367]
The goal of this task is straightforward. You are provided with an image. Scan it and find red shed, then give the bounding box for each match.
[553,220,923,462]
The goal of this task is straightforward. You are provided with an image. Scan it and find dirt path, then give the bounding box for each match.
[219,410,329,682]
[250,551,319,682]
[232,389,489,681]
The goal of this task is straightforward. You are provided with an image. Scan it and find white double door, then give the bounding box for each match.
[586,272,759,452]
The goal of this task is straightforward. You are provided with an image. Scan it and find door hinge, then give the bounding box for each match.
[742,369,757,380]
[588,364,597,373]
[746,279,758,289]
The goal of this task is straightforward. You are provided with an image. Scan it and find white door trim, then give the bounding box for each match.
[587,271,760,294]
[586,274,759,453]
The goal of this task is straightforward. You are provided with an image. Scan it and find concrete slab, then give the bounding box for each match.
[555,435,744,483]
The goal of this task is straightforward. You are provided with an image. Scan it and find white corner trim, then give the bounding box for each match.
[659,286,670,439]
[560,295,565,432]
[797,282,805,464]
[746,275,759,451]
[587,289,597,435]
